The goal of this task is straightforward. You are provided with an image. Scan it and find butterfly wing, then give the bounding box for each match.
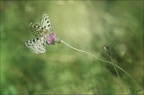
[29,14,51,37]
[25,37,46,54]
[29,22,47,37]
[41,14,52,31]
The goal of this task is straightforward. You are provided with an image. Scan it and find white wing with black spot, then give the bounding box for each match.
[41,14,52,31]
[29,22,46,37]
[25,37,46,54]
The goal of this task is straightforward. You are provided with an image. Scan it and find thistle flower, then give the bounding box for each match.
[47,33,56,45]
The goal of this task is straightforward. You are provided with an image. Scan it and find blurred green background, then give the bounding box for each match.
[1,1,143,94]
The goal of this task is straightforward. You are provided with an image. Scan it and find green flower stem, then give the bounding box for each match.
[61,40,137,83]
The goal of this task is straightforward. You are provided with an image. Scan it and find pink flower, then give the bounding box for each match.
[47,33,56,44]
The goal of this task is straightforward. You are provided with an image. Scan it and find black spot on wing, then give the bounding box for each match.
[25,40,33,46]
[45,18,48,21]
[33,38,37,42]
[48,24,50,27]
[36,37,39,40]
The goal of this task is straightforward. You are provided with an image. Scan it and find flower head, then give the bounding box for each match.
[104,45,111,56]
[47,33,56,45]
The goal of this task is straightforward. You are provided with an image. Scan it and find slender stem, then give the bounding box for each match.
[110,56,120,78]
[60,40,137,83]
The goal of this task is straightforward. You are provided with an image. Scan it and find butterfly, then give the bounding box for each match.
[25,14,56,54]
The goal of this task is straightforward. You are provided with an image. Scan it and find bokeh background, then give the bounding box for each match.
[1,0,143,94]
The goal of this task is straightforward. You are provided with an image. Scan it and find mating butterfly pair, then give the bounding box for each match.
[25,14,58,54]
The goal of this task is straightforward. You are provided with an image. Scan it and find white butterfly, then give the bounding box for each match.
[25,14,54,54]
